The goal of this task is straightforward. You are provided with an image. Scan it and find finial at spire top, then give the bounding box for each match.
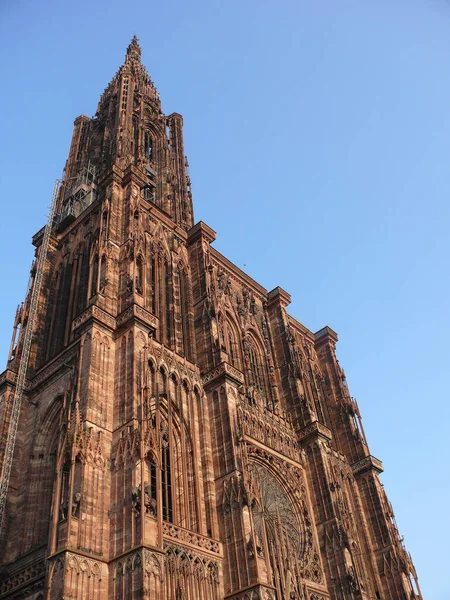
[126,35,141,61]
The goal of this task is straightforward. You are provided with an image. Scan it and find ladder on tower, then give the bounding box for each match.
[0,179,61,534]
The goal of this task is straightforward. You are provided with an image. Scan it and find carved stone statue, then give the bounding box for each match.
[59,498,68,520]
[131,485,141,513]
[125,273,133,295]
[144,484,157,516]
[72,492,81,518]
[347,564,359,593]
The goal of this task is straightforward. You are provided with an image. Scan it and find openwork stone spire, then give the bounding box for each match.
[97,36,160,117]
[126,35,142,61]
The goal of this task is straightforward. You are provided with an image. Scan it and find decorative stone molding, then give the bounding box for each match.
[202,361,244,387]
[0,369,19,388]
[116,303,158,331]
[73,304,116,333]
[298,420,333,444]
[112,548,165,583]
[148,335,201,379]
[237,394,299,461]
[66,552,103,579]
[164,542,220,583]
[30,344,79,389]
[143,549,164,581]
[351,454,384,475]
[0,559,45,598]
[225,585,276,600]
[163,522,221,556]
[210,253,267,301]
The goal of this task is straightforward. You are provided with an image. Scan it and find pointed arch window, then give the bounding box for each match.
[151,246,174,349]
[158,368,173,523]
[246,337,269,399]
[164,257,173,347]
[150,251,156,313]
[90,254,99,298]
[135,256,143,295]
[101,210,108,237]
[179,266,192,360]
[151,368,198,530]
[133,116,139,163]
[99,255,107,291]
[76,245,89,316]
[226,318,242,370]
[161,429,173,522]
[59,461,71,520]
[50,261,72,356]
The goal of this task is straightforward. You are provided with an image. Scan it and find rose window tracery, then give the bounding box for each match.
[248,463,313,599]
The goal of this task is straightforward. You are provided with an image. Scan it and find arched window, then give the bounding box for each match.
[50,261,72,356]
[161,426,172,522]
[99,255,107,291]
[76,244,89,315]
[90,254,99,298]
[101,210,108,237]
[164,258,173,346]
[179,266,192,360]
[245,336,269,400]
[226,316,242,370]
[150,249,156,314]
[248,463,314,598]
[150,368,198,530]
[157,368,173,522]
[135,256,143,295]
[151,246,174,349]
[59,460,71,520]
[133,116,139,163]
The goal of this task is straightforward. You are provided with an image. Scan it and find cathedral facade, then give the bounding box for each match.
[0,39,421,600]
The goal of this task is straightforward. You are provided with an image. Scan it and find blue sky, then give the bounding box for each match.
[1,1,448,597]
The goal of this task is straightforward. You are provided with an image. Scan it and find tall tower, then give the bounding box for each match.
[0,40,422,600]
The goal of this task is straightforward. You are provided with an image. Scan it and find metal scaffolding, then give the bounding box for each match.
[0,179,61,534]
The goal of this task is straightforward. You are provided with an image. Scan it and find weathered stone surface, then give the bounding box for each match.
[0,38,422,600]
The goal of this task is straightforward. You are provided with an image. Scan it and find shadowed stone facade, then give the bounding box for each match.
[0,38,422,600]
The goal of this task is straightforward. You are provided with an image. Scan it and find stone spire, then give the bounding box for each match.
[125,35,142,62]
[97,36,159,115]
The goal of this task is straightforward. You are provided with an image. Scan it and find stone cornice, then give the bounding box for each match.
[30,343,79,390]
[97,163,124,188]
[298,420,333,444]
[73,304,116,334]
[267,286,291,308]
[201,362,244,387]
[122,164,149,188]
[351,454,384,475]
[314,326,339,346]
[162,522,222,557]
[187,220,217,245]
[0,368,19,389]
[210,249,268,299]
[0,546,46,598]
[116,304,159,332]
[72,303,160,337]
[145,202,189,240]
[286,314,316,343]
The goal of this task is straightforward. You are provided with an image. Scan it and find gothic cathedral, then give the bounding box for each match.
[0,39,422,600]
